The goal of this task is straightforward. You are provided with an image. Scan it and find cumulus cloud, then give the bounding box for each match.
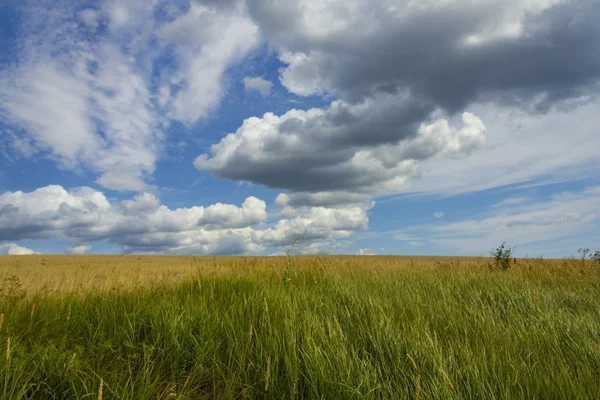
[198,197,268,230]
[195,95,486,197]
[0,185,265,252]
[0,0,259,191]
[0,185,369,255]
[244,77,273,96]
[255,200,374,250]
[193,0,600,200]
[0,243,37,255]
[248,0,600,110]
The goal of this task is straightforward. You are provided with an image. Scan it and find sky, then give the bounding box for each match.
[0,0,599,257]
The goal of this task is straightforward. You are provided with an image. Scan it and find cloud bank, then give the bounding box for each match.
[0,185,370,254]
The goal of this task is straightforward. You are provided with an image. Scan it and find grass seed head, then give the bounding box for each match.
[97,378,103,400]
[441,369,454,390]
[265,357,271,392]
[415,375,421,400]
[407,353,417,370]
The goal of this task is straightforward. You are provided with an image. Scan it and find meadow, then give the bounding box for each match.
[0,255,599,399]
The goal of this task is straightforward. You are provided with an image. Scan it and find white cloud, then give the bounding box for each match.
[433,211,444,218]
[399,102,600,196]
[66,245,92,254]
[255,201,374,249]
[0,51,163,192]
[198,197,268,230]
[0,243,37,255]
[395,186,600,255]
[1,63,99,170]
[243,77,273,96]
[0,185,369,255]
[195,95,486,198]
[159,2,260,124]
[0,0,260,191]
[79,9,101,29]
[107,3,130,28]
[356,248,376,255]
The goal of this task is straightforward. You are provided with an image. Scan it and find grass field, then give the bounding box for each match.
[0,255,599,399]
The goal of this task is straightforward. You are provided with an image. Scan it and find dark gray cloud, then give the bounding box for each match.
[194,0,599,201]
[248,0,600,111]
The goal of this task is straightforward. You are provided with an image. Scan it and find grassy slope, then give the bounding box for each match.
[0,256,599,399]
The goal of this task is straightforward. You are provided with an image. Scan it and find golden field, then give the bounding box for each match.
[0,254,599,398]
[0,254,587,297]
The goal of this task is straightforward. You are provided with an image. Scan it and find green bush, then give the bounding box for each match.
[491,241,514,271]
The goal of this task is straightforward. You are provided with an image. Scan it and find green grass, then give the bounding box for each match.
[1,260,599,399]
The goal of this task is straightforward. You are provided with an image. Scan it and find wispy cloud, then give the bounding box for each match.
[490,196,533,209]
[395,186,600,255]
[0,0,259,191]
[356,248,377,255]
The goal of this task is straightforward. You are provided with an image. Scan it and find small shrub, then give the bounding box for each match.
[575,248,600,265]
[578,248,590,261]
[280,230,306,284]
[491,241,514,271]
[592,251,600,265]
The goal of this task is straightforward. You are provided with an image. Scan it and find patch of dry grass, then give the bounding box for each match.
[0,254,593,298]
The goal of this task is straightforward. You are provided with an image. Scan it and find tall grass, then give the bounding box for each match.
[0,256,599,399]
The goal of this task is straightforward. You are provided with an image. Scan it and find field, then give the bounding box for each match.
[0,255,599,399]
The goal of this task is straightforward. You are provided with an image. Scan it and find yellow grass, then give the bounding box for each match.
[0,254,588,298]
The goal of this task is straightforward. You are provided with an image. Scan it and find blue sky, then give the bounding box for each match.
[0,0,599,257]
